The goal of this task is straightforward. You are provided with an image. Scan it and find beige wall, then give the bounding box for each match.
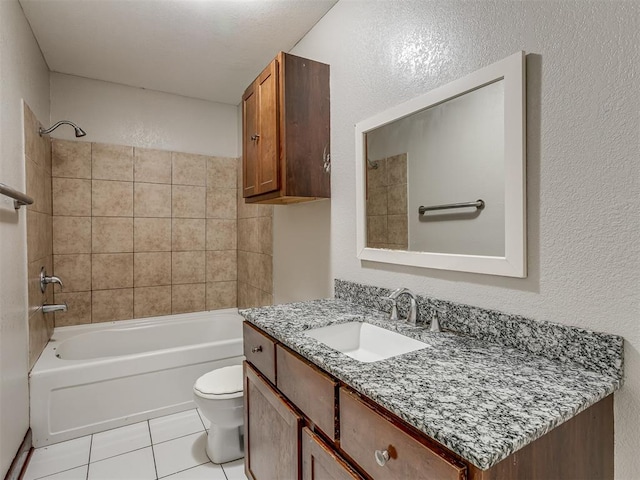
[291,1,640,477]
[0,0,50,475]
[23,103,54,369]
[51,139,240,325]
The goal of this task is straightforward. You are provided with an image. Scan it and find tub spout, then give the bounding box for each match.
[42,303,68,314]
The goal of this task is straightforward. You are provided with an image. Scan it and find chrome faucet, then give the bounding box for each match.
[385,288,418,325]
[40,267,63,292]
[42,303,67,314]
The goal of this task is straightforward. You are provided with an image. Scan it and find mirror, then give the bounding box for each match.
[355,52,526,277]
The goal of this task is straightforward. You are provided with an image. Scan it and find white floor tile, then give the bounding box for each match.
[150,410,205,444]
[162,462,226,479]
[40,465,88,480]
[87,447,156,480]
[24,436,91,480]
[153,431,209,478]
[90,421,151,463]
[196,409,210,430]
[221,459,248,480]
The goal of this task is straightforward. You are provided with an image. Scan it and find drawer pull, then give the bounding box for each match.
[251,345,263,353]
[374,449,390,467]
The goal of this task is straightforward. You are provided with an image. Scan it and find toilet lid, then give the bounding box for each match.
[194,365,243,399]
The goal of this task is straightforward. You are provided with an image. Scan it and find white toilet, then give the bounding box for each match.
[193,364,244,464]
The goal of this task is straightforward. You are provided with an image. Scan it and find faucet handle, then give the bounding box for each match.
[40,267,63,292]
[382,296,399,321]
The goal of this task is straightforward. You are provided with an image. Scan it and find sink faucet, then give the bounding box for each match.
[385,288,418,325]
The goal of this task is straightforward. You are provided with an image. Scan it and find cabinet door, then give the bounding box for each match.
[302,428,362,480]
[245,362,301,480]
[243,59,279,198]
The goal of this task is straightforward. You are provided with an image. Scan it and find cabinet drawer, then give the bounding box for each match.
[277,345,338,441]
[302,427,363,480]
[340,388,466,480]
[243,322,276,384]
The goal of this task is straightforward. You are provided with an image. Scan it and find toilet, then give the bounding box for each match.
[193,364,244,464]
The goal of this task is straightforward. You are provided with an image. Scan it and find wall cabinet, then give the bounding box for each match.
[242,52,330,204]
[242,322,614,480]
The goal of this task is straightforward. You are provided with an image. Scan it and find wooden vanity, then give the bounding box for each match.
[243,321,614,480]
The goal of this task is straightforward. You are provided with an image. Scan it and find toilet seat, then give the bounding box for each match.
[194,364,243,400]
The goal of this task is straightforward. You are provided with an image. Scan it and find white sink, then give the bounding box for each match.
[305,322,428,363]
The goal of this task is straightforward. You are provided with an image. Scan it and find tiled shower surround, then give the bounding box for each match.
[366,153,408,249]
[24,102,54,368]
[50,139,273,326]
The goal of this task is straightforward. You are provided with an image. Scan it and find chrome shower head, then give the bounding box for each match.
[39,120,87,138]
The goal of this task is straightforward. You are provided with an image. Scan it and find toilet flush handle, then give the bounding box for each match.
[251,346,262,353]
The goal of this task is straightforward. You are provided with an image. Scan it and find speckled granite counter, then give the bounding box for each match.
[239,297,623,471]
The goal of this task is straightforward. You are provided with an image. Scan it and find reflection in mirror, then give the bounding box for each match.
[355,51,526,277]
[365,80,505,256]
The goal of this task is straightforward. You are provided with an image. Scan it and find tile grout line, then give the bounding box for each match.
[86,434,93,480]
[147,420,159,480]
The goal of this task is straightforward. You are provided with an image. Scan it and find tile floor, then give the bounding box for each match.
[23,409,248,480]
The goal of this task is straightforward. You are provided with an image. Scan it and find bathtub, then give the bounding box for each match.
[30,309,244,447]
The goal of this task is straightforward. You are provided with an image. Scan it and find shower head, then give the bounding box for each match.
[39,120,87,138]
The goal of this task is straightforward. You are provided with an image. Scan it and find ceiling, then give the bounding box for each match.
[19,0,337,105]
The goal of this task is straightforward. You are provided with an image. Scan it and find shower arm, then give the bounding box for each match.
[39,120,86,137]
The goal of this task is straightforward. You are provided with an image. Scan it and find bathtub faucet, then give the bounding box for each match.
[42,303,68,314]
[40,267,63,292]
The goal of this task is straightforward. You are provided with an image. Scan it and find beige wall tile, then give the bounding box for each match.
[237,218,258,253]
[206,250,237,282]
[43,173,52,215]
[172,283,205,314]
[242,252,272,293]
[92,143,133,181]
[257,217,273,256]
[53,254,91,292]
[29,309,51,369]
[92,217,133,253]
[134,286,172,318]
[53,291,91,327]
[53,216,91,254]
[27,211,52,262]
[207,157,237,189]
[206,281,237,310]
[172,152,207,186]
[206,219,237,251]
[172,251,205,284]
[237,182,273,219]
[237,282,269,309]
[26,157,47,214]
[92,253,133,290]
[387,215,408,246]
[52,139,91,179]
[53,178,91,216]
[366,158,387,188]
[237,251,250,286]
[172,219,205,251]
[387,153,407,186]
[172,185,205,218]
[23,102,49,172]
[387,185,407,215]
[134,148,172,184]
[134,252,171,287]
[134,182,171,218]
[367,187,388,216]
[92,289,133,323]
[367,216,387,245]
[92,180,133,216]
[134,218,171,252]
[207,188,236,219]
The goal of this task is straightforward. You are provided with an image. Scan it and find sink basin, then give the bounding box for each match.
[305,322,428,362]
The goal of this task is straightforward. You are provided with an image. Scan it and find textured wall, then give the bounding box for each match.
[291,1,639,477]
[0,1,50,476]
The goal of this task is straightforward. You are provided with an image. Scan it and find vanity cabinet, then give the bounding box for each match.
[242,322,614,480]
[242,52,330,204]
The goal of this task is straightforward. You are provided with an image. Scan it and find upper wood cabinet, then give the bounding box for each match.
[242,52,330,204]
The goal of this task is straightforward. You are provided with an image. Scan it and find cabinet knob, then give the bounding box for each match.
[251,346,263,353]
[374,449,390,466]
[250,134,260,141]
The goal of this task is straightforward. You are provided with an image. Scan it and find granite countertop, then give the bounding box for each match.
[240,298,622,471]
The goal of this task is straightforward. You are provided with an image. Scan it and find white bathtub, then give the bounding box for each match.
[30,309,244,447]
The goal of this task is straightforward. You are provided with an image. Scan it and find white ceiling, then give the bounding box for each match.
[19,0,337,105]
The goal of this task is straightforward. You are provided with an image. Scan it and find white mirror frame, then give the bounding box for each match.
[355,51,526,277]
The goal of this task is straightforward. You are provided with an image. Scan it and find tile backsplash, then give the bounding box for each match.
[51,139,270,325]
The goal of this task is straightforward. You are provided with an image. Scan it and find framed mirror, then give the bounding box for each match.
[355,51,526,277]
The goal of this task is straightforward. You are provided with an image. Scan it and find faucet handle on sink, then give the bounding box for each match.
[382,295,399,321]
